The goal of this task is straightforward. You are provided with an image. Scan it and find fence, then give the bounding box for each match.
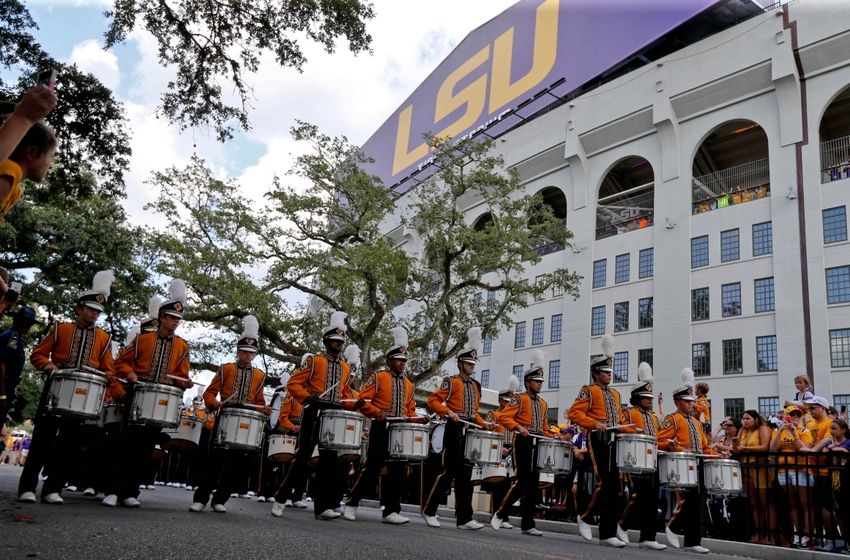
[692,159,770,214]
[821,135,850,183]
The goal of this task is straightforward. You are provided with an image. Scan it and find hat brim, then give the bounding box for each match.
[324,334,345,342]
[633,392,655,398]
[387,355,409,361]
[459,357,478,364]
[595,366,613,373]
[237,346,259,353]
[161,311,183,318]
[526,376,545,382]
[82,302,104,311]
[676,395,696,402]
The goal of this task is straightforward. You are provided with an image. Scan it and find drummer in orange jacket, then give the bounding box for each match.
[18,270,117,505]
[656,368,717,554]
[190,315,269,513]
[273,389,308,508]
[345,328,420,525]
[271,311,358,521]
[108,279,193,508]
[421,326,493,530]
[491,350,555,537]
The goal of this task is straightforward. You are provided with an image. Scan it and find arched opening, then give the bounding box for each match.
[820,86,850,183]
[691,120,769,214]
[473,212,495,231]
[531,187,567,255]
[596,156,654,240]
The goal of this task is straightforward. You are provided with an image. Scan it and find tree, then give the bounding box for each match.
[104,0,375,141]
[145,124,580,381]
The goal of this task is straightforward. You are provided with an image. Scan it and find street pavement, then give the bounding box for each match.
[0,463,744,560]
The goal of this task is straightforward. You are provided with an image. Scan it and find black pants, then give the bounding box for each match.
[17,381,61,496]
[41,420,95,496]
[347,420,404,517]
[193,446,256,506]
[495,434,540,530]
[274,403,348,516]
[621,474,660,542]
[669,487,703,547]
[584,431,620,539]
[422,420,474,525]
[187,428,213,488]
[111,424,162,499]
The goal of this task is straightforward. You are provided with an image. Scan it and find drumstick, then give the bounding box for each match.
[166,374,191,384]
[80,364,106,376]
[317,382,340,399]
[385,415,428,421]
[339,399,371,403]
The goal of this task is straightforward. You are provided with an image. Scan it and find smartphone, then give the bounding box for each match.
[784,415,793,424]
[36,69,57,90]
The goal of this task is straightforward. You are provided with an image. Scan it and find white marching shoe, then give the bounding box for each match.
[616,524,630,544]
[271,502,285,517]
[101,494,118,507]
[576,516,593,541]
[382,513,410,525]
[18,492,37,503]
[490,514,502,531]
[188,502,204,512]
[458,520,484,530]
[665,526,681,549]
[684,545,710,554]
[212,503,226,513]
[422,513,441,528]
[316,509,342,520]
[343,505,357,521]
[601,537,627,548]
[523,528,544,536]
[639,541,668,551]
[500,521,514,529]
[122,497,141,508]
[82,487,96,497]
[42,493,64,505]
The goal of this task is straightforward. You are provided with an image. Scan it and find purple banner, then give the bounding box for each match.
[360,0,718,191]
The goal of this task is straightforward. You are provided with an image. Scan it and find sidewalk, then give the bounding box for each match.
[359,499,846,560]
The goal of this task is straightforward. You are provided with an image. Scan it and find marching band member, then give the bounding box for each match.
[274,381,309,508]
[657,368,716,553]
[18,270,117,504]
[485,375,519,530]
[491,350,551,536]
[190,316,269,513]
[617,362,666,550]
[421,327,492,530]
[344,329,418,524]
[567,334,625,547]
[271,311,357,520]
[108,279,193,508]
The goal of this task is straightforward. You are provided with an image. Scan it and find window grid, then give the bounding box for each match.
[721,282,742,317]
[472,293,482,307]
[591,306,606,336]
[752,222,773,256]
[692,342,711,377]
[531,317,544,345]
[754,277,775,313]
[835,394,850,416]
[550,314,562,343]
[639,248,654,279]
[481,369,490,388]
[823,207,848,244]
[487,290,496,301]
[615,254,630,284]
[691,236,709,268]
[692,287,710,321]
[514,322,526,348]
[548,360,560,389]
[534,274,547,302]
[614,301,629,332]
[720,229,740,262]
[512,365,524,379]
[723,339,743,374]
[724,398,745,421]
[592,259,607,288]
[758,397,780,418]
[830,328,850,368]
[638,348,653,368]
[826,266,850,304]
[638,297,653,329]
[552,279,564,298]
[756,335,778,372]
[613,351,629,383]
[482,334,493,354]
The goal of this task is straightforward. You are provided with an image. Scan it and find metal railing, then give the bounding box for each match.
[821,135,850,183]
[595,185,654,240]
[692,159,770,214]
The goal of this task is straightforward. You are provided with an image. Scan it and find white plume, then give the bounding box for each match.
[601,334,615,359]
[147,295,161,319]
[531,349,546,372]
[329,311,347,332]
[241,315,259,338]
[168,278,187,304]
[391,326,408,348]
[506,375,520,393]
[637,362,653,383]
[300,353,313,368]
[467,327,482,352]
[680,367,695,390]
[124,325,139,347]
[344,344,361,366]
[92,270,115,299]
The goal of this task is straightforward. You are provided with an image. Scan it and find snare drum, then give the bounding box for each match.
[616,434,657,474]
[163,415,203,452]
[482,463,508,484]
[538,471,555,489]
[702,458,743,496]
[130,383,184,428]
[470,464,483,486]
[267,433,297,462]
[430,423,445,454]
[318,410,363,461]
[101,403,124,427]
[215,408,266,451]
[46,370,108,419]
[463,430,502,466]
[536,438,573,474]
[388,423,430,461]
[658,451,699,488]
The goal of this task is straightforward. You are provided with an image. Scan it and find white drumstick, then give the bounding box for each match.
[167,374,190,383]
[317,382,340,399]
[81,364,106,376]
[339,399,371,403]
[385,415,428,421]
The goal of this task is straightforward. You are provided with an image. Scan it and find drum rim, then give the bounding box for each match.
[465,429,502,438]
[319,409,364,420]
[701,458,741,467]
[617,434,658,442]
[388,422,430,431]
[50,370,108,383]
[537,439,573,448]
[134,383,185,397]
[218,408,267,421]
[658,451,697,458]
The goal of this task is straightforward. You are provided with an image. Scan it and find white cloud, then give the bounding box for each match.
[68,40,121,91]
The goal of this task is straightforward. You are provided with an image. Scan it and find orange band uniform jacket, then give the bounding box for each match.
[358,369,415,419]
[427,375,486,426]
[495,392,550,435]
[286,353,355,409]
[114,330,190,390]
[277,394,303,432]
[204,362,266,408]
[620,406,662,437]
[657,411,716,454]
[567,383,622,430]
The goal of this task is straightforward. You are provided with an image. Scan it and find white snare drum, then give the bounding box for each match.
[318,410,363,461]
[431,423,445,454]
[536,438,573,474]
[470,464,483,486]
[101,403,124,427]
[702,458,743,496]
[164,415,202,452]
[215,408,266,451]
[267,434,297,462]
[616,434,658,474]
[130,383,183,428]
[464,430,502,466]
[538,471,555,489]
[47,370,107,419]
[658,451,699,488]
[482,463,508,484]
[388,423,430,461]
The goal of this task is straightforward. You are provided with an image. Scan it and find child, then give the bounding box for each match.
[785,375,814,409]
[0,107,57,217]
[695,382,711,434]
[0,85,56,163]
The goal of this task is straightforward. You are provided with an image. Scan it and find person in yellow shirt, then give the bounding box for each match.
[804,396,838,550]
[770,404,813,547]
[0,85,56,163]
[0,109,56,217]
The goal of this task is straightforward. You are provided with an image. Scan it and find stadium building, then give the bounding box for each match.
[360,0,850,424]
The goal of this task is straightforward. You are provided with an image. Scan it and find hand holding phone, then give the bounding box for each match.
[15,84,57,123]
[36,69,57,91]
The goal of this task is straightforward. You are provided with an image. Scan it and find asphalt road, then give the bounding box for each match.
[0,463,743,560]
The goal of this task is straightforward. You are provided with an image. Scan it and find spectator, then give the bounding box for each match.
[804,396,839,551]
[694,382,711,434]
[732,410,774,545]
[0,306,36,430]
[785,375,814,409]
[770,404,813,548]
[711,418,740,453]
[0,85,56,163]
[0,104,57,218]
[807,419,849,553]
